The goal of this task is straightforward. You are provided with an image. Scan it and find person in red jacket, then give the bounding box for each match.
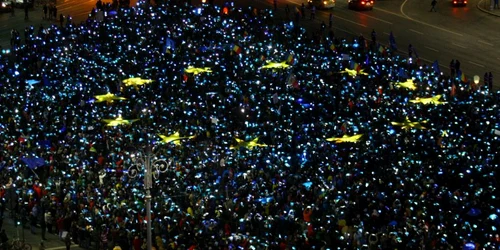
[303,206,312,222]
[57,216,65,239]
[132,235,142,250]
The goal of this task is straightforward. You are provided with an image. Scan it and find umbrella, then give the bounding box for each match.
[467,208,481,217]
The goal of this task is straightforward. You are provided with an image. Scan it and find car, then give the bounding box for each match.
[348,0,374,10]
[452,0,467,6]
[308,0,336,9]
[0,1,12,12]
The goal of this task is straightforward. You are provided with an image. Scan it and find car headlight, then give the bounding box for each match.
[1,2,6,7]
[324,1,327,4]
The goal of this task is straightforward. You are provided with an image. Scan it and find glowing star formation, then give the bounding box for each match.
[391,117,428,130]
[409,95,447,105]
[184,66,212,75]
[393,79,417,90]
[94,93,127,103]
[339,68,369,77]
[102,116,139,127]
[122,77,154,87]
[158,132,196,145]
[260,62,291,70]
[326,134,364,143]
[230,137,268,150]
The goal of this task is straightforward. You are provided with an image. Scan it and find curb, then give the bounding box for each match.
[476,0,500,17]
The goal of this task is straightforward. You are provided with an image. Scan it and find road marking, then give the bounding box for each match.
[424,46,439,52]
[478,40,493,46]
[409,29,424,35]
[358,12,393,24]
[375,4,463,37]
[468,61,485,68]
[399,0,413,20]
[334,15,368,27]
[452,42,467,48]
[46,245,79,250]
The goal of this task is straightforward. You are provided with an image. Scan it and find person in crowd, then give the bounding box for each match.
[43,4,48,19]
[430,0,437,11]
[24,4,29,20]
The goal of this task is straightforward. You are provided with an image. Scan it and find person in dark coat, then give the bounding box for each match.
[65,234,71,250]
[43,4,48,19]
[488,72,493,90]
[24,4,29,20]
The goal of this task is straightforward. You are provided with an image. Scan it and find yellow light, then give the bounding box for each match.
[326,134,363,143]
[230,137,268,150]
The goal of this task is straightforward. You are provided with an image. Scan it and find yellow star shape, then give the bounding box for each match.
[102,116,139,127]
[391,117,428,130]
[122,77,154,87]
[230,137,268,150]
[326,134,363,143]
[184,66,213,75]
[260,61,291,69]
[409,95,447,105]
[94,93,127,103]
[339,68,369,77]
[441,130,449,137]
[158,132,196,145]
[394,79,417,90]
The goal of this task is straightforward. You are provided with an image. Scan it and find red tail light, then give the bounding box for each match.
[361,1,365,4]
[453,1,456,3]
[464,1,467,3]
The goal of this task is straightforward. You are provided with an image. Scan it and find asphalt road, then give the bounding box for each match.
[0,0,138,49]
[1,212,84,250]
[232,0,500,87]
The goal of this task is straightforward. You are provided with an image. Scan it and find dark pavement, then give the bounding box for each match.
[1,211,83,250]
[0,4,63,50]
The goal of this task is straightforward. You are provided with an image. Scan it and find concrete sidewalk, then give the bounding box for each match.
[477,0,500,17]
[1,212,83,250]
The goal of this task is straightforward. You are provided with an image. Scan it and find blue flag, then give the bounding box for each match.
[21,157,46,169]
[38,140,52,148]
[165,38,175,50]
[389,32,397,50]
[398,67,408,78]
[432,60,440,74]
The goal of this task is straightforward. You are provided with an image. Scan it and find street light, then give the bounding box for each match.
[127,150,171,250]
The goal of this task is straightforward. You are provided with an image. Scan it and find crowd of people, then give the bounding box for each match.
[0,0,499,249]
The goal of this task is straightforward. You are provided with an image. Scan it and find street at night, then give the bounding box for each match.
[0,0,500,249]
